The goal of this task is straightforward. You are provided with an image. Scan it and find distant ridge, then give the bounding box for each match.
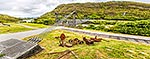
[0,14,19,23]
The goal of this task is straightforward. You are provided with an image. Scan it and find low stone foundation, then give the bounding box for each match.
[0,39,43,59]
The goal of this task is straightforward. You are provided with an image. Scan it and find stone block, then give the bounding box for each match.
[137,39,147,43]
[119,37,128,41]
[128,38,137,42]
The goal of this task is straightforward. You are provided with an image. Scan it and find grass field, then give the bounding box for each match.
[0,23,33,34]
[24,30,150,59]
[0,23,49,34]
[23,23,49,28]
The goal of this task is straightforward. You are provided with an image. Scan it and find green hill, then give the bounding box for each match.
[0,14,19,23]
[36,1,150,24]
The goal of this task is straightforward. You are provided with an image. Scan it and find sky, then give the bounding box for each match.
[0,0,149,18]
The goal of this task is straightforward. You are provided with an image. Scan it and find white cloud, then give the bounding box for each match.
[0,0,61,17]
[0,0,149,17]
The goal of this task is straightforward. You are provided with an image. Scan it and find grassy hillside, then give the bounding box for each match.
[24,30,150,59]
[36,1,150,24]
[0,14,19,23]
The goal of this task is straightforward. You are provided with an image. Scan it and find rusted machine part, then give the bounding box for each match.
[60,33,66,47]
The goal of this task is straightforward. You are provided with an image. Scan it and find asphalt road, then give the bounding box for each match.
[0,28,47,42]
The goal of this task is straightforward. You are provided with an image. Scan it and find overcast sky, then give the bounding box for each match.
[0,0,149,18]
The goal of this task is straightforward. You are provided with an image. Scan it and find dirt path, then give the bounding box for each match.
[18,24,38,29]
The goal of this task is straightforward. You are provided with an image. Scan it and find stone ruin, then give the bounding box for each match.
[0,39,43,59]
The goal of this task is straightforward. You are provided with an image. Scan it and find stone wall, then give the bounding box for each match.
[61,28,150,44]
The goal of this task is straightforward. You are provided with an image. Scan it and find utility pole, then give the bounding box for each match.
[73,11,77,27]
[55,12,59,22]
[55,12,61,26]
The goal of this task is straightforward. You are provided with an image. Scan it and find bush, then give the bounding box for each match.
[0,54,5,57]
[83,20,150,36]
[76,24,84,29]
